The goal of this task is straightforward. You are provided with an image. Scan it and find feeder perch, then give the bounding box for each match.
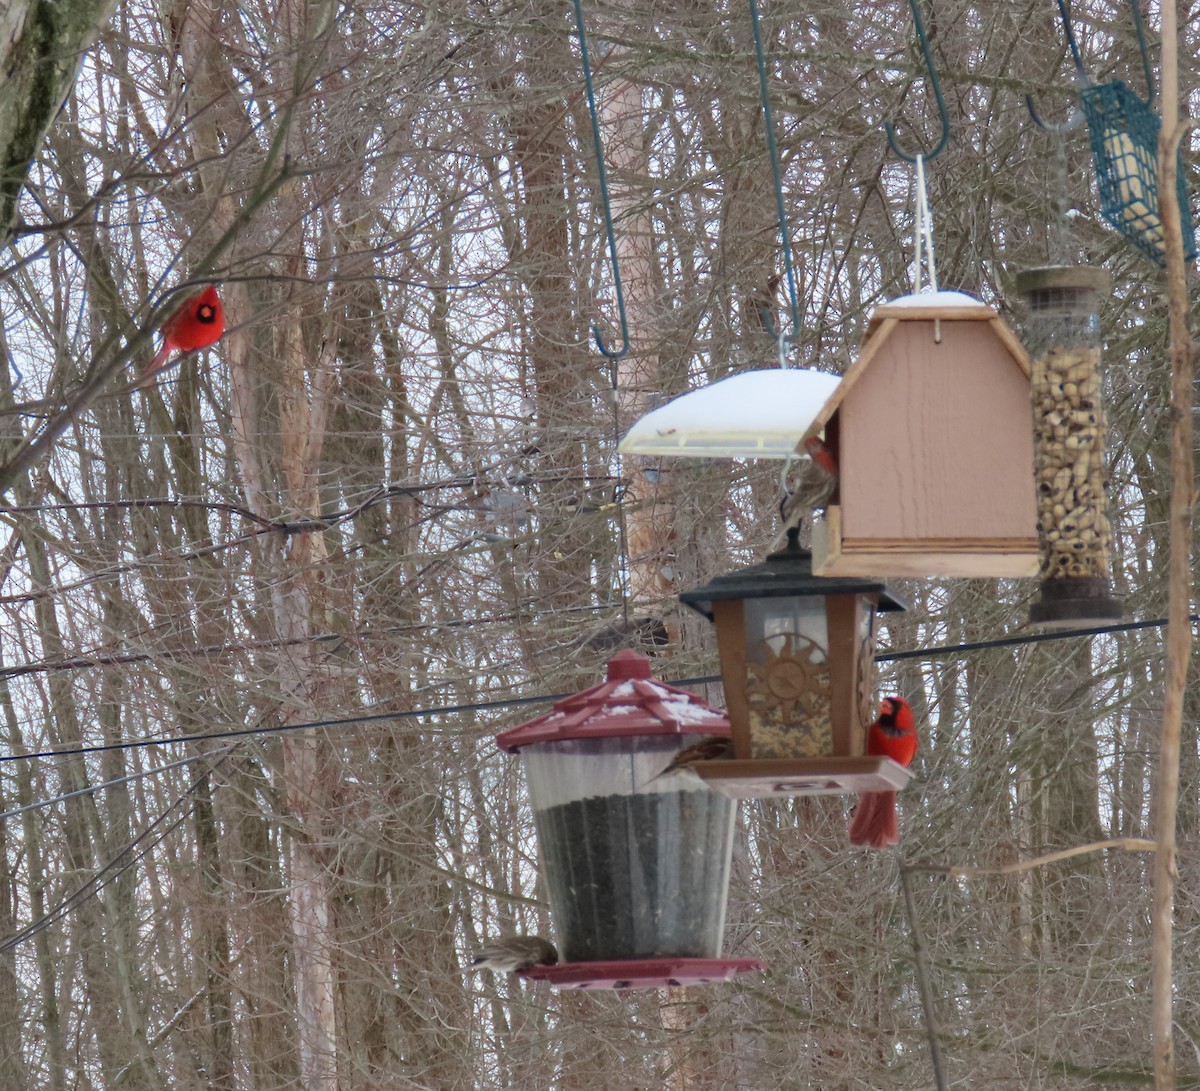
[801,290,1039,578]
[496,650,762,989]
[678,529,910,800]
[1016,266,1122,628]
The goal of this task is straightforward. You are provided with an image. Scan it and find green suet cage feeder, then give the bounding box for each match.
[1081,81,1196,266]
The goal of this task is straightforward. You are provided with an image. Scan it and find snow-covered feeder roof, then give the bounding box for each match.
[496,650,729,749]
[617,368,841,459]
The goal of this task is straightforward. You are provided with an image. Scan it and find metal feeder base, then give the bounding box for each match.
[521,958,763,990]
[1029,577,1123,629]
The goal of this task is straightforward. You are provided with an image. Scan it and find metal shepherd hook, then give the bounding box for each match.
[885,0,950,162]
[747,0,803,359]
[571,0,630,361]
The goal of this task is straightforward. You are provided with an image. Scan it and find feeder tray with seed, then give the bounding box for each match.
[801,291,1040,578]
[1015,265,1122,628]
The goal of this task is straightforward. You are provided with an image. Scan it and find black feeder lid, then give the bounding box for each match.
[679,528,908,620]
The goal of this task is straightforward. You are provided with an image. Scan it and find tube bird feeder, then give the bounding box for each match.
[1016,266,1122,627]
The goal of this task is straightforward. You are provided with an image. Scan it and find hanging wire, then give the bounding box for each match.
[1126,0,1156,109]
[748,0,803,357]
[885,0,951,163]
[570,0,630,361]
[910,153,939,294]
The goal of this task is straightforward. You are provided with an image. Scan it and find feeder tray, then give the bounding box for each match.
[617,368,840,459]
[691,754,913,799]
[1080,81,1196,267]
[801,291,1039,578]
[521,957,764,990]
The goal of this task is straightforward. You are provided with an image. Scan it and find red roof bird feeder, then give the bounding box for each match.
[801,291,1040,578]
[678,529,910,799]
[496,650,762,990]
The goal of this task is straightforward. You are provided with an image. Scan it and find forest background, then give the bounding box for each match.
[0,0,1197,1087]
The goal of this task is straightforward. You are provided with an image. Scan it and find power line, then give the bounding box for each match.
[0,610,1187,767]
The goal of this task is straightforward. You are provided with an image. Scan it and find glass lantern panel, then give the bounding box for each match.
[741,595,828,664]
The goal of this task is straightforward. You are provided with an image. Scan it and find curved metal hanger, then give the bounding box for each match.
[885,0,951,162]
[1026,0,1087,131]
[747,0,802,354]
[1026,0,1157,129]
[570,0,630,361]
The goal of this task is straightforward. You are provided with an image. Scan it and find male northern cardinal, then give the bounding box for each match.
[849,696,918,849]
[649,736,734,782]
[470,936,558,973]
[140,285,225,386]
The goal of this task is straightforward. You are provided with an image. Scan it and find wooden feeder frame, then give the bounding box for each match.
[802,293,1040,578]
[679,530,911,799]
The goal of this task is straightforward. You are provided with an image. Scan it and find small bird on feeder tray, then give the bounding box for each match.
[849,696,918,850]
[648,736,734,782]
[469,936,558,973]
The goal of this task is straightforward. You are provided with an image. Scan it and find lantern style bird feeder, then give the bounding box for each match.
[496,650,763,990]
[801,290,1040,578]
[1016,266,1122,627]
[678,529,909,799]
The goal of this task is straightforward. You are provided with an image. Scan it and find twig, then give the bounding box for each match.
[902,839,1158,878]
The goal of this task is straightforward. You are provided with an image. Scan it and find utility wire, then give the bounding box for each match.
[0,611,1187,767]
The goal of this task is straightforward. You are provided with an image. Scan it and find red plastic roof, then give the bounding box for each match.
[495,650,730,750]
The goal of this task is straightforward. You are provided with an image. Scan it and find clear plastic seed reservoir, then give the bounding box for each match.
[1016,266,1121,626]
[495,652,758,987]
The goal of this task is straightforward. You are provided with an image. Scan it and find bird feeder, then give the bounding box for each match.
[496,650,762,990]
[801,291,1040,578]
[1080,81,1196,267]
[678,528,910,799]
[1016,266,1122,627]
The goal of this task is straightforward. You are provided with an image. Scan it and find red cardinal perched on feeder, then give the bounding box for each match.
[140,285,225,387]
[849,696,917,849]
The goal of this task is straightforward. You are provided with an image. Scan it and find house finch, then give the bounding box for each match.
[141,285,225,386]
[778,435,839,531]
[469,936,558,973]
[649,736,734,782]
[849,697,918,849]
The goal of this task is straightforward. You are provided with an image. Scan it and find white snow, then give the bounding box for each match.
[880,289,987,310]
[617,368,841,459]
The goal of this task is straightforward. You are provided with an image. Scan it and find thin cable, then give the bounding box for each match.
[0,612,1188,766]
[0,750,223,821]
[0,756,221,953]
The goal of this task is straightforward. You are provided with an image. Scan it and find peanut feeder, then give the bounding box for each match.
[1015,265,1121,627]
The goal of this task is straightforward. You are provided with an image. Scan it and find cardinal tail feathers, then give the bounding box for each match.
[139,342,174,388]
[849,790,899,849]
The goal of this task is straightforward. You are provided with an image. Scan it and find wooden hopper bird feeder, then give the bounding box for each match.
[1016,266,1121,627]
[677,529,911,800]
[496,650,762,990]
[802,290,1039,578]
